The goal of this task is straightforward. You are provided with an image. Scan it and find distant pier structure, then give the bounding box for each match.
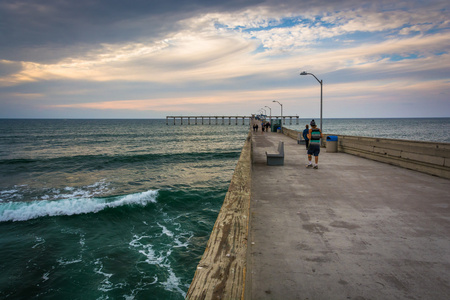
[166,116,300,125]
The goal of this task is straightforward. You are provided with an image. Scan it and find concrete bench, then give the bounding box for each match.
[297,133,306,145]
[266,141,284,165]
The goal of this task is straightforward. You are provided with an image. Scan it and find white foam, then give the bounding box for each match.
[173,233,192,248]
[129,235,167,266]
[42,272,50,282]
[0,190,158,222]
[94,258,114,292]
[129,233,187,298]
[46,180,111,201]
[0,188,20,202]
[1,181,110,203]
[57,257,83,266]
[157,223,174,237]
[32,236,46,249]
[0,189,18,196]
[161,268,187,298]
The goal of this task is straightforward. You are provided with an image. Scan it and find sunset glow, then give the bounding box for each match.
[1,0,449,118]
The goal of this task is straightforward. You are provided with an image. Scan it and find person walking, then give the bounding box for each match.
[302,124,309,150]
[306,120,322,169]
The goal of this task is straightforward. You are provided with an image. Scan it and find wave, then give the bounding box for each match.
[0,151,240,173]
[0,190,158,222]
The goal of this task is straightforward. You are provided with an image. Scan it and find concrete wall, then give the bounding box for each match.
[334,134,450,179]
[283,127,326,146]
[281,127,299,141]
[282,128,450,179]
[186,131,252,299]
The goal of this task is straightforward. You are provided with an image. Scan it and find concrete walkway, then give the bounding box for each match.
[247,129,450,300]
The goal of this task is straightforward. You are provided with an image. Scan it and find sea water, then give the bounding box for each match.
[1,118,449,299]
[0,119,248,299]
[283,118,450,143]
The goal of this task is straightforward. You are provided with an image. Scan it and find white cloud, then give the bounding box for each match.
[1,0,449,117]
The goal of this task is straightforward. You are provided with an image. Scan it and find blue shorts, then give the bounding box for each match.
[307,144,320,156]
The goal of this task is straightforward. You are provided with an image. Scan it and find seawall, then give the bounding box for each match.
[186,131,252,299]
[282,127,450,179]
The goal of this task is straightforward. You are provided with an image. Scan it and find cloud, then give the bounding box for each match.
[0,0,264,62]
[0,0,449,118]
[0,60,23,77]
[4,23,447,87]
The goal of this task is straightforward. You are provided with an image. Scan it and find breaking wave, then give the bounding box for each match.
[0,190,158,222]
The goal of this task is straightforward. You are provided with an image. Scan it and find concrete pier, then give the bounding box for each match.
[166,116,301,126]
[246,130,450,300]
[187,128,450,299]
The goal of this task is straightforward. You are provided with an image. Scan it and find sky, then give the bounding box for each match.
[0,0,449,119]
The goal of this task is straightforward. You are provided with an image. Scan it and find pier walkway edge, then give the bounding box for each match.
[187,127,450,299]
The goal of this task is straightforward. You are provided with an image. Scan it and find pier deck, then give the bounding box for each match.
[247,130,450,299]
[165,115,300,125]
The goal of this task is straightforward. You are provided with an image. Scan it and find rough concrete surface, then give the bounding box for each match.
[247,129,450,300]
[187,133,252,300]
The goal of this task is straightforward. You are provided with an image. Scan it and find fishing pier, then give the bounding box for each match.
[186,125,450,299]
[165,115,300,125]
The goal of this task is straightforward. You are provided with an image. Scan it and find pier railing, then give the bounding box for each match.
[335,135,450,179]
[282,127,450,179]
[186,131,252,299]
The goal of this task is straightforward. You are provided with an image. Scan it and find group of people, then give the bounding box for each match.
[252,122,271,132]
[303,119,322,169]
[253,118,323,169]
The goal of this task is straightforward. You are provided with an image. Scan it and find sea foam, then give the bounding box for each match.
[0,190,158,222]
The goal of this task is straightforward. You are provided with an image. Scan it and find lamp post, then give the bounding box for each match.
[300,71,323,131]
[272,100,283,130]
[265,106,272,123]
[260,108,267,117]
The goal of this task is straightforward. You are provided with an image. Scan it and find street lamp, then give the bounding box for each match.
[264,105,272,123]
[272,100,283,130]
[260,108,267,116]
[300,71,323,131]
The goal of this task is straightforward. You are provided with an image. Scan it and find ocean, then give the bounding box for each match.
[0,119,248,300]
[284,118,450,143]
[0,118,449,299]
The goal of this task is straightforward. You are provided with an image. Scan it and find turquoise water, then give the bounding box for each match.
[0,119,248,299]
[1,118,448,299]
